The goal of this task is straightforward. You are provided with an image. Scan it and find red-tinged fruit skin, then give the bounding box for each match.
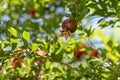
[91,49,99,57]
[61,19,77,39]
[62,19,77,33]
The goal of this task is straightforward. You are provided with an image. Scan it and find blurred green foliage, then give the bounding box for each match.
[0,0,120,80]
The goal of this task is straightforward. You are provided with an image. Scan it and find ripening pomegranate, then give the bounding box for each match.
[61,19,77,39]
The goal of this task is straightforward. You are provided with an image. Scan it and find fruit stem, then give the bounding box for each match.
[61,30,71,40]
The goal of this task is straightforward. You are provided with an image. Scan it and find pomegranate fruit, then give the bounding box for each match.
[61,19,77,39]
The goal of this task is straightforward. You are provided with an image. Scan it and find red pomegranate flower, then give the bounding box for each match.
[0,66,2,71]
[91,49,99,57]
[10,62,16,68]
[74,48,85,59]
[61,19,77,39]
[29,9,36,17]
[36,50,46,57]
[35,60,41,65]
[18,59,24,67]
[10,57,17,68]
[79,44,85,49]
[77,51,85,58]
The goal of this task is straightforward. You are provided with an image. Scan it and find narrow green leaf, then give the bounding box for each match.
[1,41,10,49]
[22,31,30,42]
[1,43,5,49]
[41,0,45,6]
[10,38,19,43]
[8,27,17,37]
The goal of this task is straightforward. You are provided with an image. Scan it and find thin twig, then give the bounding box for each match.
[88,38,96,49]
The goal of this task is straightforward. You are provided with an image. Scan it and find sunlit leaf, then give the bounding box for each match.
[30,43,39,52]
[8,27,17,37]
[22,31,30,42]
[45,60,51,69]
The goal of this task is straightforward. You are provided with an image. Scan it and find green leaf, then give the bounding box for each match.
[82,60,88,68]
[30,43,39,52]
[45,60,51,69]
[1,41,10,49]
[41,0,44,6]
[10,38,19,43]
[53,67,62,72]
[8,27,17,37]
[1,43,5,49]
[22,31,30,42]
